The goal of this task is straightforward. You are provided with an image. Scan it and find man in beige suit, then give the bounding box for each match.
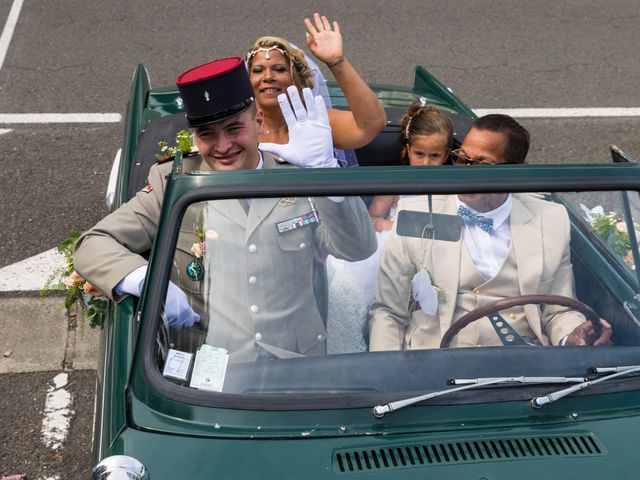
[74,57,376,362]
[369,114,612,350]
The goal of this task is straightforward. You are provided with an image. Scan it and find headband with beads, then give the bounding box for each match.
[405,96,429,140]
[246,46,288,62]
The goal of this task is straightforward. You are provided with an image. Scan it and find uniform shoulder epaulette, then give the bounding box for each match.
[156,154,174,165]
[156,151,198,165]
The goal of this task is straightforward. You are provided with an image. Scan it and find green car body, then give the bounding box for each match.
[92,64,640,479]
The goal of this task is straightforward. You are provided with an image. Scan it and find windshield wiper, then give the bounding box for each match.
[450,376,587,385]
[530,365,640,408]
[372,376,587,418]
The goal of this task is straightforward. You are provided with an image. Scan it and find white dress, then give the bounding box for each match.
[326,199,403,354]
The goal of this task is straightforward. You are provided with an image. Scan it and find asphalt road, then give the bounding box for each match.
[1,1,640,478]
[0,370,95,479]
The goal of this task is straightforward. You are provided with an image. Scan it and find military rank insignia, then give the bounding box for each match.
[276,211,319,233]
[141,184,153,193]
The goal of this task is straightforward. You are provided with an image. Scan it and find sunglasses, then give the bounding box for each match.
[450,149,518,166]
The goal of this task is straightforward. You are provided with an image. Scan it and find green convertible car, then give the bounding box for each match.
[91,64,640,479]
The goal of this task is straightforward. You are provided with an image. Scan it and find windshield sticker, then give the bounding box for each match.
[162,349,193,381]
[276,211,319,233]
[189,345,229,392]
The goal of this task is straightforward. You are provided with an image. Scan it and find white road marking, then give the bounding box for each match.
[473,108,640,118]
[0,113,122,123]
[0,248,65,292]
[0,109,637,125]
[0,109,634,126]
[41,372,73,451]
[0,128,11,135]
[0,0,24,71]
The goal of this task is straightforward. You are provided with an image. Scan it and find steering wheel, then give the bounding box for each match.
[439,294,601,348]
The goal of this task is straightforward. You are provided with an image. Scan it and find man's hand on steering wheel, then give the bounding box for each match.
[439,295,613,348]
[565,318,613,346]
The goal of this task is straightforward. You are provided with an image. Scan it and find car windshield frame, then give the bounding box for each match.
[131,163,640,411]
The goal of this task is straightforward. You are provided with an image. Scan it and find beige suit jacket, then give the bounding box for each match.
[369,194,586,350]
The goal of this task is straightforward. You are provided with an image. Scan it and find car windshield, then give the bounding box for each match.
[150,189,640,406]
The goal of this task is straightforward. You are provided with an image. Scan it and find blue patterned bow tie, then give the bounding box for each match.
[457,205,494,234]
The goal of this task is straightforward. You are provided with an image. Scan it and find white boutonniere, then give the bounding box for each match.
[407,267,446,315]
[190,229,220,259]
[186,214,220,281]
[205,229,219,241]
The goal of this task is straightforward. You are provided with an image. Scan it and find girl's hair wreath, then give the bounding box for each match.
[403,97,448,142]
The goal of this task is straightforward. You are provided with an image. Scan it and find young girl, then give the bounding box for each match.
[369,101,454,232]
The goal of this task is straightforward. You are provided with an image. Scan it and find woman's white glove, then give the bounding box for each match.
[259,85,338,168]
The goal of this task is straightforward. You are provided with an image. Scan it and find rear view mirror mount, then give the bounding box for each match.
[396,209,463,242]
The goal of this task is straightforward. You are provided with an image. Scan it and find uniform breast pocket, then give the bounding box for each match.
[173,233,212,295]
[275,228,314,287]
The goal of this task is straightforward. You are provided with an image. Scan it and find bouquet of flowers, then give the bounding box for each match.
[40,231,107,330]
[582,205,637,269]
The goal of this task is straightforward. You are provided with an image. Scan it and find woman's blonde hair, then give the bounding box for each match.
[246,36,314,93]
[399,102,453,164]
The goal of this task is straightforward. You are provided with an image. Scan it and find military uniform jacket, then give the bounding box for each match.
[369,194,586,351]
[74,152,376,362]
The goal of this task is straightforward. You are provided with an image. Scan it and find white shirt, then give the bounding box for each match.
[456,195,513,280]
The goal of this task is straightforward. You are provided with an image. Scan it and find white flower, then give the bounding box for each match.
[191,242,204,258]
[205,229,219,241]
[580,204,604,225]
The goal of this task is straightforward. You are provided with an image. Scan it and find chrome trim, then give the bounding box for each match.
[91,455,149,479]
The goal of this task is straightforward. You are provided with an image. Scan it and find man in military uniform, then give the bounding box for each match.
[74,57,376,362]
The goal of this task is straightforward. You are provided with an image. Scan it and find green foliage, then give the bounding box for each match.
[155,129,194,160]
[176,129,194,153]
[590,211,638,268]
[196,209,206,241]
[40,231,107,331]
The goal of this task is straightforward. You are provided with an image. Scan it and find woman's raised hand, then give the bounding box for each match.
[304,13,344,66]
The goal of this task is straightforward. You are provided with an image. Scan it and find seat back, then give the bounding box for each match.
[354,107,474,167]
[128,113,189,199]
[126,107,476,199]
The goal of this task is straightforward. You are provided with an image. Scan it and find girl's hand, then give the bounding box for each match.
[372,217,394,232]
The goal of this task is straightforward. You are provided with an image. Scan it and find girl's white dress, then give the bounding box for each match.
[326,200,403,354]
